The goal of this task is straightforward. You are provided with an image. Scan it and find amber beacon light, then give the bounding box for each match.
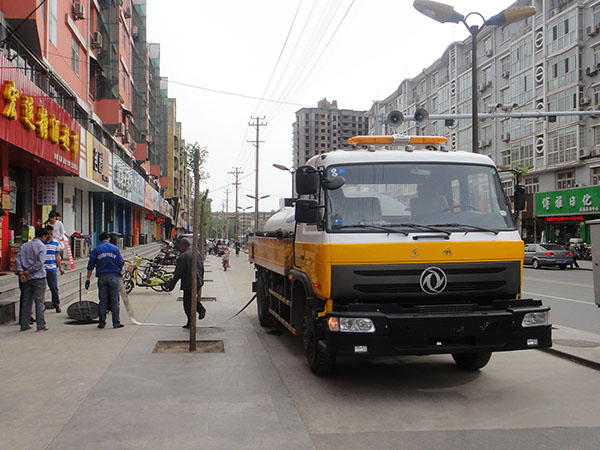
[348,135,447,146]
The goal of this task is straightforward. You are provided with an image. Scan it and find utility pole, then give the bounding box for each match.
[248,116,267,232]
[229,167,243,240]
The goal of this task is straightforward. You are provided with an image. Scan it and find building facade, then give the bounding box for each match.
[0,0,189,269]
[366,0,600,244]
[293,98,368,168]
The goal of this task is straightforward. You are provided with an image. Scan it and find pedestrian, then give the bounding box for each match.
[167,237,205,328]
[570,242,580,269]
[47,211,67,255]
[235,240,240,256]
[85,231,125,329]
[15,227,51,331]
[44,225,65,312]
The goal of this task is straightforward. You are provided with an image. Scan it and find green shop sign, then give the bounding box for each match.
[535,186,600,216]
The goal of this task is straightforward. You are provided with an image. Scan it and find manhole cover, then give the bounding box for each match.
[64,319,98,325]
[153,340,225,353]
[553,339,600,348]
[67,301,99,321]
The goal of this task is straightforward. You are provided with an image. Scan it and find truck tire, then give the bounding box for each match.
[452,352,492,371]
[257,274,275,328]
[303,302,335,375]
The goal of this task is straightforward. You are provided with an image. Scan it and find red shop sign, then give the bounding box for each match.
[545,216,585,222]
[0,53,80,175]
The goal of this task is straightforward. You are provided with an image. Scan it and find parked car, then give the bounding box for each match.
[524,243,573,270]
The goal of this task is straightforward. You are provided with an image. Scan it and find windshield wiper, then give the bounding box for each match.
[384,223,450,236]
[428,223,499,235]
[331,224,408,235]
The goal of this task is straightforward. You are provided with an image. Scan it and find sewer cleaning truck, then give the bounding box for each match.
[248,134,551,374]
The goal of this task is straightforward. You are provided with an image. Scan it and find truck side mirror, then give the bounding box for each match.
[295,166,320,196]
[514,185,526,211]
[295,199,319,224]
[322,176,345,190]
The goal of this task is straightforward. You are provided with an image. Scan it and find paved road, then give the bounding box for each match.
[522,266,600,335]
[227,255,600,450]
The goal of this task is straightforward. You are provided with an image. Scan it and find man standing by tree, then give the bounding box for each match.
[85,232,125,329]
[168,238,205,328]
[16,227,51,331]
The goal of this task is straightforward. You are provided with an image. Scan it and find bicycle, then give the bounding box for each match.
[122,255,173,294]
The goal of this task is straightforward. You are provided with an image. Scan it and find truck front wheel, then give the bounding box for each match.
[451,352,492,370]
[303,303,336,375]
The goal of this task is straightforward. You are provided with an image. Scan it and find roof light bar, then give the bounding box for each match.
[348,134,447,146]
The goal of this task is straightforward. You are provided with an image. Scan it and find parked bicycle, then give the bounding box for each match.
[122,255,173,294]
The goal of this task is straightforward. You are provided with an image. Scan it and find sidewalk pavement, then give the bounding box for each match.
[0,255,313,450]
[1,254,599,449]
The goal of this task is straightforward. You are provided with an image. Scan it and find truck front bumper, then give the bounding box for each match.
[324,299,552,357]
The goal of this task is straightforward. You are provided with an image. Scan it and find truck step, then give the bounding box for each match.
[269,307,297,335]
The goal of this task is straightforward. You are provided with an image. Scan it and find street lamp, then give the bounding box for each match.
[413,0,536,153]
[246,194,270,232]
[273,163,295,197]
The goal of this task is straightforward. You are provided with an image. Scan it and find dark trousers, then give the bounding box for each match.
[46,270,60,308]
[19,278,46,330]
[98,274,121,327]
[182,289,205,325]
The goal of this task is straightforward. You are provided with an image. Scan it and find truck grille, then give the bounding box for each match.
[331,261,520,306]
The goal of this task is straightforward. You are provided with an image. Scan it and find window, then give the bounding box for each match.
[510,72,533,106]
[431,71,438,86]
[511,37,533,73]
[546,48,578,92]
[483,37,492,54]
[546,11,576,54]
[71,37,80,76]
[547,87,577,125]
[524,177,539,194]
[500,56,510,74]
[556,170,575,190]
[595,5,600,26]
[457,72,471,102]
[595,126,600,147]
[547,126,578,165]
[510,142,533,168]
[592,167,600,186]
[121,70,126,93]
[49,0,57,46]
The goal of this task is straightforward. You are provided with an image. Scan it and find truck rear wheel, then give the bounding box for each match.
[303,303,335,375]
[256,273,275,328]
[452,352,492,371]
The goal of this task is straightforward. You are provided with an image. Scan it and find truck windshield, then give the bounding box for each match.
[325,163,515,232]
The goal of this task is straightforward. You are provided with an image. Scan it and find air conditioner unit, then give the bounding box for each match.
[580,96,591,106]
[91,31,102,49]
[586,66,598,77]
[131,25,138,38]
[485,49,493,57]
[484,80,492,88]
[124,7,132,18]
[477,83,485,93]
[587,24,600,37]
[73,1,85,20]
[501,132,511,142]
[116,123,125,136]
[580,148,590,158]
[72,238,89,258]
[501,70,510,79]
[484,139,492,147]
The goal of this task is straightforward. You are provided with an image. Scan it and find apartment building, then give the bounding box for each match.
[293,98,368,168]
[0,0,185,270]
[367,0,600,244]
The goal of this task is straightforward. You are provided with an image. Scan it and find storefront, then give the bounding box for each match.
[534,186,600,244]
[131,170,145,246]
[85,132,112,247]
[0,54,81,269]
[113,154,133,245]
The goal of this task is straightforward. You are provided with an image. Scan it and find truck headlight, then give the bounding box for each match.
[522,311,550,327]
[340,317,376,333]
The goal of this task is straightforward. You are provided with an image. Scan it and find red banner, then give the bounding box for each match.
[0,53,80,175]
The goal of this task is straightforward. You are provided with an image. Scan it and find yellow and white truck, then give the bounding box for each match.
[249,134,551,374]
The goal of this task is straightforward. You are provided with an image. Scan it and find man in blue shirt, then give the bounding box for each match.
[16,227,51,331]
[44,225,65,313]
[85,232,125,329]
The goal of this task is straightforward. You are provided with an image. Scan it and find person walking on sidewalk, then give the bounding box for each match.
[15,227,51,331]
[167,238,205,329]
[44,225,65,313]
[85,232,125,329]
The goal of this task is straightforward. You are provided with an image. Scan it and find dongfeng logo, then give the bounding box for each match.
[419,267,447,295]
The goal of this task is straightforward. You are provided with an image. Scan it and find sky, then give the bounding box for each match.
[146,0,518,213]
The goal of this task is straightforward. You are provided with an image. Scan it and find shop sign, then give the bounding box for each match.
[545,216,585,222]
[145,213,155,220]
[36,176,57,205]
[113,155,133,201]
[86,132,111,188]
[132,171,145,207]
[144,184,154,210]
[8,180,16,213]
[153,189,160,212]
[0,54,80,174]
[535,186,600,216]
